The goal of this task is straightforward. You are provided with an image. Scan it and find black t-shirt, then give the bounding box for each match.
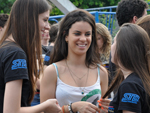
[43,46,53,66]
[108,73,150,113]
[0,42,30,112]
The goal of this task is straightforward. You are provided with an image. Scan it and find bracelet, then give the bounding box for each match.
[62,105,65,113]
[68,103,74,113]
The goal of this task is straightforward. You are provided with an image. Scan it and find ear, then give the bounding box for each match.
[132,16,138,24]
[65,36,68,42]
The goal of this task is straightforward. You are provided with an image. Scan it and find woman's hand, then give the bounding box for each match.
[98,98,111,113]
[44,99,61,113]
[72,101,100,113]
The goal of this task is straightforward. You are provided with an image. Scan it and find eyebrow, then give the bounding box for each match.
[74,30,91,33]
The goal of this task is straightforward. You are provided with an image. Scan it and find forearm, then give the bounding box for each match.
[19,101,47,113]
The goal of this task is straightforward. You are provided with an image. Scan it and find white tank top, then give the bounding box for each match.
[53,63,101,107]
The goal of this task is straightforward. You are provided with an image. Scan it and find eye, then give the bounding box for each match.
[44,19,48,22]
[85,33,91,36]
[74,33,80,36]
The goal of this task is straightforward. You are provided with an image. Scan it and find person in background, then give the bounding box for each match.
[31,30,51,106]
[136,15,150,38]
[49,23,58,49]
[99,23,150,113]
[44,23,59,66]
[96,23,112,69]
[41,30,51,54]
[0,14,9,39]
[109,0,148,86]
[40,9,108,113]
[0,0,61,112]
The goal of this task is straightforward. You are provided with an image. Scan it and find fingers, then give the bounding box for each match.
[77,102,100,113]
[89,104,100,112]
[97,98,111,113]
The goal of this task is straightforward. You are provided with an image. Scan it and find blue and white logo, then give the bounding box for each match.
[11,59,27,70]
[121,93,140,104]
[44,56,50,62]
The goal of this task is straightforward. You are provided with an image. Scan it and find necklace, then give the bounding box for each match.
[66,60,89,95]
[66,62,88,80]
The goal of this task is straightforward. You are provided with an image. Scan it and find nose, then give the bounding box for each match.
[79,34,87,42]
[45,23,50,30]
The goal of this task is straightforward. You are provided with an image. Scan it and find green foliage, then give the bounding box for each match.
[0,0,15,14]
[1,0,150,16]
[50,0,120,16]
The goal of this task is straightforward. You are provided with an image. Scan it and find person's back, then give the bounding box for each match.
[109,0,148,86]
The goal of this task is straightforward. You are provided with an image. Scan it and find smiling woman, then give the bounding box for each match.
[40,9,108,113]
[0,0,61,113]
[65,21,92,55]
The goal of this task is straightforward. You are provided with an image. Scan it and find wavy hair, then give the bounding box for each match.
[96,23,112,61]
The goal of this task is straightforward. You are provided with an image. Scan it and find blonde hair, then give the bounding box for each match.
[96,23,112,60]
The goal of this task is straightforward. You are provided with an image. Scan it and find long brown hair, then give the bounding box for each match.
[136,15,150,38]
[50,9,100,67]
[103,24,150,105]
[0,0,51,104]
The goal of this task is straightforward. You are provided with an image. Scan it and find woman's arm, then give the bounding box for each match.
[40,64,57,102]
[3,79,61,113]
[100,66,108,97]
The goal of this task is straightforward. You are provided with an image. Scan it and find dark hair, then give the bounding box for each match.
[0,14,9,27]
[49,23,58,43]
[103,24,150,106]
[50,9,100,67]
[136,15,150,38]
[0,0,51,104]
[116,0,148,26]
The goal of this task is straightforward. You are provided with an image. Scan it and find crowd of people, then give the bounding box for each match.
[0,0,150,113]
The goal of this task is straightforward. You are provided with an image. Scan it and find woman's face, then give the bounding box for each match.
[39,10,50,33]
[65,21,92,56]
[42,30,50,40]
[96,33,104,53]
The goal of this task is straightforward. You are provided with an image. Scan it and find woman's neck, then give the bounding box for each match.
[5,34,15,42]
[66,54,86,67]
[41,40,49,46]
[121,68,133,79]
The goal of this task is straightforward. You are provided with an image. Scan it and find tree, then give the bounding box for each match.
[0,0,15,13]
[0,0,149,15]
[50,0,120,16]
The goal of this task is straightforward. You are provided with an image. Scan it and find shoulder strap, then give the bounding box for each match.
[52,63,59,78]
[97,64,100,76]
